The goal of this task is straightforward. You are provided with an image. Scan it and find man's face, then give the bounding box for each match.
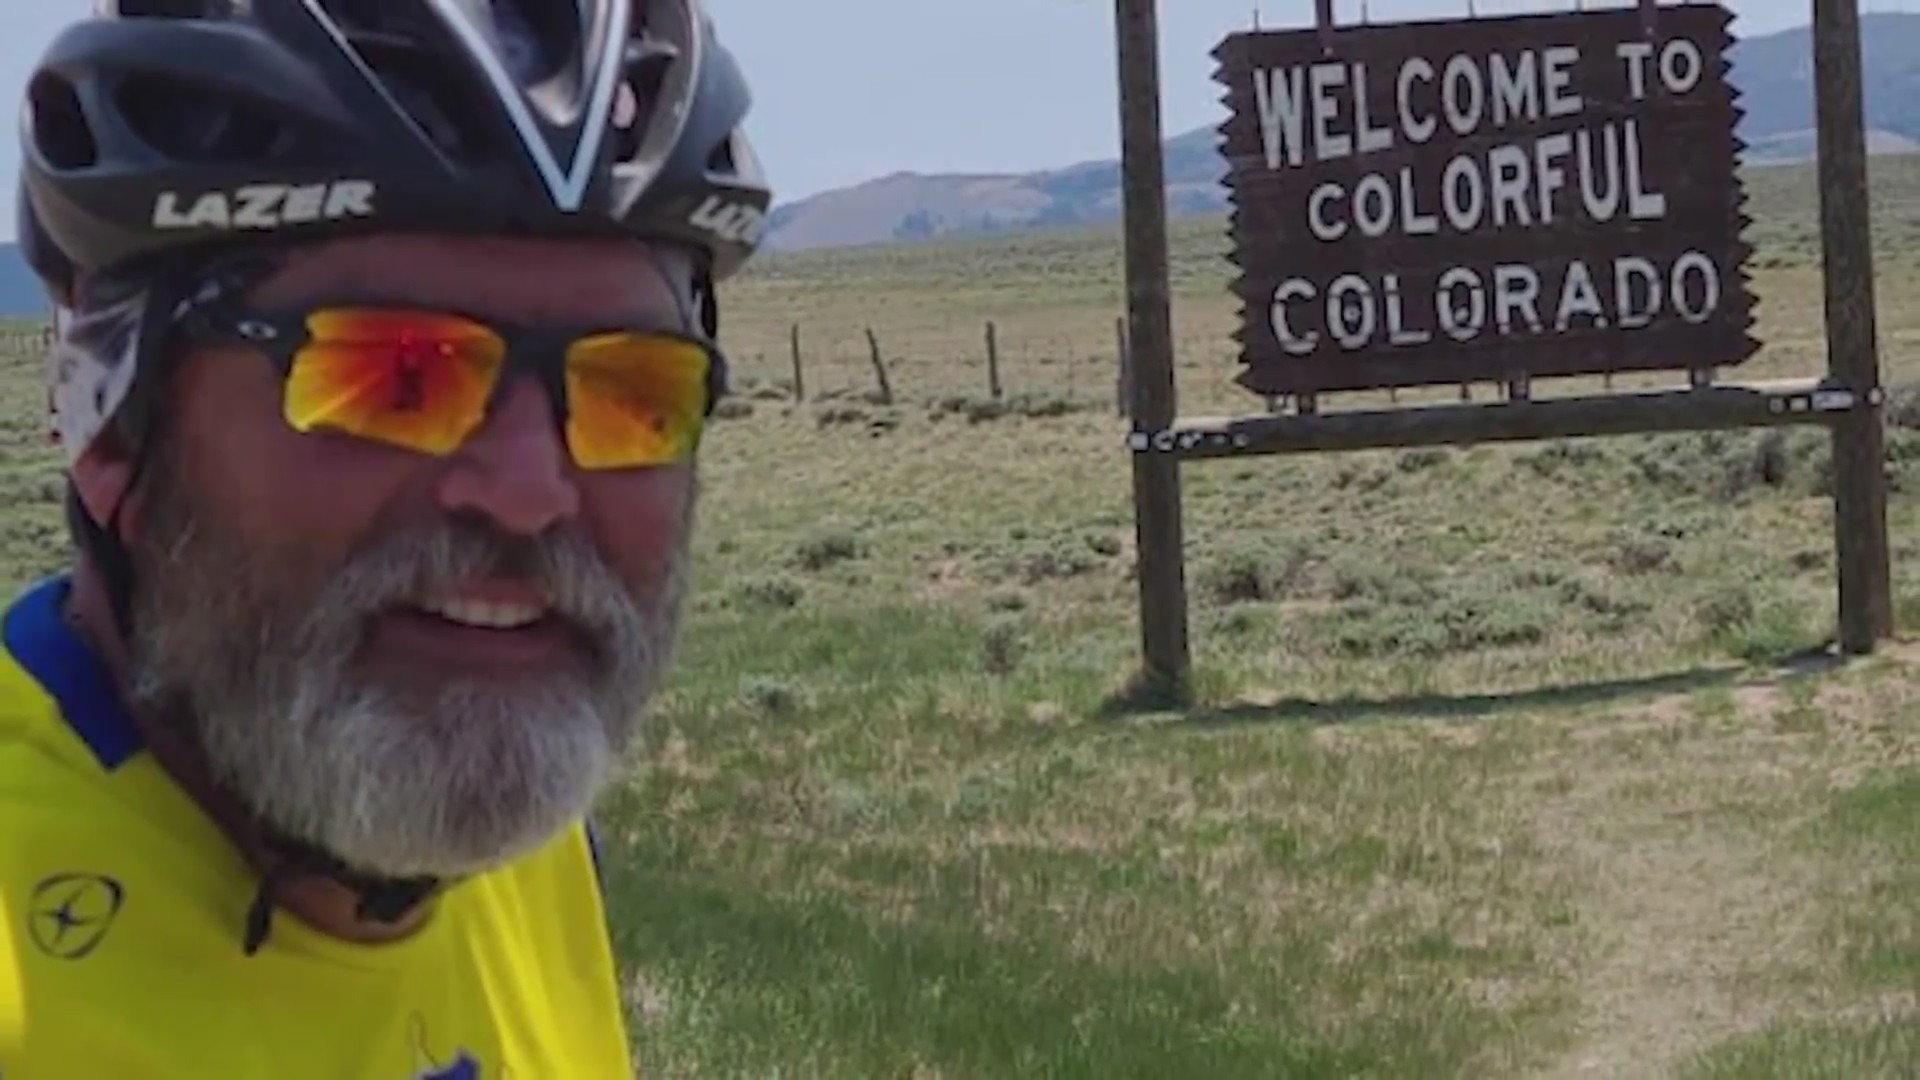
[122,234,700,880]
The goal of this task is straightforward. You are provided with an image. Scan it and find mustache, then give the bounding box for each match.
[293,515,646,654]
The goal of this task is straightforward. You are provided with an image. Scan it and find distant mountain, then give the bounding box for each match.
[1727,12,1920,152]
[762,127,1230,252]
[763,12,1920,252]
[1744,127,1920,164]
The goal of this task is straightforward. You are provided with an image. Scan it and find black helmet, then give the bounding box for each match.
[18,0,772,301]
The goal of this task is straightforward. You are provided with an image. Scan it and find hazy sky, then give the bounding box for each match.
[1,0,1914,237]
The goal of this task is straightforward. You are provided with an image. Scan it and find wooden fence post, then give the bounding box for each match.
[789,323,806,402]
[864,327,894,405]
[985,321,1004,400]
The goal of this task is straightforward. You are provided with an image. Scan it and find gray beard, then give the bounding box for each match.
[125,489,688,880]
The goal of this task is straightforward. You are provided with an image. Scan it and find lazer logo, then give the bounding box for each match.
[151,181,377,230]
[687,194,766,246]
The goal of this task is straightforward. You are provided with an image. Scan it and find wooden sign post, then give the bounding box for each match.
[1116,0,1191,695]
[1812,0,1894,651]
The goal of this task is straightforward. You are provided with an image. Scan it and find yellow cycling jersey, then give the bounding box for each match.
[0,575,635,1078]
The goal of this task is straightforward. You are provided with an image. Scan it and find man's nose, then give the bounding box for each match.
[434,378,581,536]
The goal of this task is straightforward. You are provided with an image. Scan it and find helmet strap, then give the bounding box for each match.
[241,828,443,956]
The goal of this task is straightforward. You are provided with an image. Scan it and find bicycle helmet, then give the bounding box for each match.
[23,0,770,461]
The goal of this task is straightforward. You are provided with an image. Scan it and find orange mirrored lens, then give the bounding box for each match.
[564,333,711,468]
[286,310,505,454]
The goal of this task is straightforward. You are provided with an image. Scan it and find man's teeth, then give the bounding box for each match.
[418,597,550,629]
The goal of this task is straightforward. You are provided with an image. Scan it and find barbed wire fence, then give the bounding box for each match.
[1,315,1131,415]
[723,319,1136,421]
[0,324,54,355]
[719,317,1599,425]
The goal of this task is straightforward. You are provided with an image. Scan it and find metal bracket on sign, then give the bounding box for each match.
[1295,393,1319,417]
[1506,374,1531,403]
[1126,428,1253,455]
[1810,388,1858,413]
[1689,367,1715,390]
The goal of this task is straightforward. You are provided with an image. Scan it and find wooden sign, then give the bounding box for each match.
[1216,3,1758,396]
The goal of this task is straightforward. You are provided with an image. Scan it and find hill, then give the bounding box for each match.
[763,12,1920,252]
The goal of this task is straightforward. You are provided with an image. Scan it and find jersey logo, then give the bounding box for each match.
[417,1054,479,1080]
[411,1016,489,1079]
[27,873,125,960]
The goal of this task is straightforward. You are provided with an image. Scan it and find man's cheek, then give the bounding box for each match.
[585,477,695,579]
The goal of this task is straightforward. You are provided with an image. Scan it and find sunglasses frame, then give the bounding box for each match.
[174,295,731,464]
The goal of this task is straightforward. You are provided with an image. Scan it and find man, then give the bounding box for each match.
[0,0,770,1075]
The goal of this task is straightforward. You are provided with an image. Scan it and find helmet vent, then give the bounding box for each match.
[111,0,243,17]
[308,0,416,36]
[488,0,570,87]
[309,0,514,165]
[114,73,308,163]
[706,131,736,174]
[610,32,678,165]
[28,74,99,170]
[352,39,506,165]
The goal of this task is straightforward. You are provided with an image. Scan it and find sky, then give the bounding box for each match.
[0,0,1915,238]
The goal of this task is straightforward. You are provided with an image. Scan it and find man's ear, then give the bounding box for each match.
[70,433,142,541]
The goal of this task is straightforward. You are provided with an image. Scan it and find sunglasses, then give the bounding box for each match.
[177,303,727,470]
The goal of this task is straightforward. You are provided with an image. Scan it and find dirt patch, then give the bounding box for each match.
[1568,697,1691,745]
[1535,828,1821,1079]
[916,557,975,603]
[1527,688,1833,1079]
[1871,637,1920,667]
[1730,683,1782,722]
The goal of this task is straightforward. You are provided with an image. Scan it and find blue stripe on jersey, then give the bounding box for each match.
[3,575,143,771]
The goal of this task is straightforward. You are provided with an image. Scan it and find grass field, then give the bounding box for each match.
[4,157,1918,1077]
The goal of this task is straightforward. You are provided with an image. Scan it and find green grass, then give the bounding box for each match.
[604,689,1575,1077]
[1,158,1916,1078]
[1673,766,1919,1080]
[1820,772,1920,991]
[1682,1021,1920,1080]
